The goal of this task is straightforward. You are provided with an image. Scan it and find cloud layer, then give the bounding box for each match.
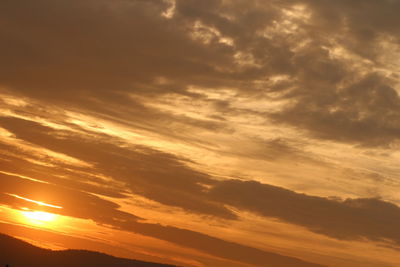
[1,0,400,266]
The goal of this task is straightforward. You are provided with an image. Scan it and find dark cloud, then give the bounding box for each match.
[272,72,400,146]
[116,220,324,267]
[0,172,141,224]
[209,179,400,245]
[0,0,234,100]
[2,115,400,250]
[0,142,129,199]
[2,115,400,248]
[301,0,400,58]
[0,116,236,219]
[231,137,320,163]
[277,0,400,147]
[173,0,400,147]
[1,1,400,264]
[2,0,400,147]
[0,172,323,267]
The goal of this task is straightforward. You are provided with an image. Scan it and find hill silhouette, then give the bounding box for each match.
[0,233,178,267]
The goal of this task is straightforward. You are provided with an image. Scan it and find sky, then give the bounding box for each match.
[0,0,400,266]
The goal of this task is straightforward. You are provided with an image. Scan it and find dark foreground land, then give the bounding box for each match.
[0,234,177,267]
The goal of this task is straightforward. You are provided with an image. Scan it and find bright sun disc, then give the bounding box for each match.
[22,211,58,224]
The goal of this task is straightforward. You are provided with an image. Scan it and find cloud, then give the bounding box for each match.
[2,115,400,249]
[229,137,321,163]
[0,0,234,100]
[0,116,236,219]
[116,220,325,267]
[1,1,400,265]
[0,172,323,267]
[209,179,400,245]
[301,0,400,57]
[0,172,141,224]
[179,0,400,147]
[272,72,400,146]
[1,0,400,148]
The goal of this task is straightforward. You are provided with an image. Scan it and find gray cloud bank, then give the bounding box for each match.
[1,0,400,146]
[1,0,400,265]
[209,179,400,245]
[0,116,399,248]
[0,173,323,267]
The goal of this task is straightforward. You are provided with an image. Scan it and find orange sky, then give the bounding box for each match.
[1,0,400,266]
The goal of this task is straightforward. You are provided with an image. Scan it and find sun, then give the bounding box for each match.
[6,194,62,228]
[21,210,59,226]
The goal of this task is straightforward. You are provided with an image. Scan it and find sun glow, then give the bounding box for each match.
[21,211,59,226]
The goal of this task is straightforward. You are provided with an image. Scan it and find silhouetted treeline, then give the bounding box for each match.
[0,234,178,267]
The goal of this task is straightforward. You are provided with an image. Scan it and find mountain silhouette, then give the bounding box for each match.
[0,233,178,267]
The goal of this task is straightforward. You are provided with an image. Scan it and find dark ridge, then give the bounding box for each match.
[0,233,178,267]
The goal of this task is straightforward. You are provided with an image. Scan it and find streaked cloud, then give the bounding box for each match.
[1,0,400,266]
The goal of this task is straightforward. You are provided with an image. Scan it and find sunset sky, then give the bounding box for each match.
[1,0,400,266]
